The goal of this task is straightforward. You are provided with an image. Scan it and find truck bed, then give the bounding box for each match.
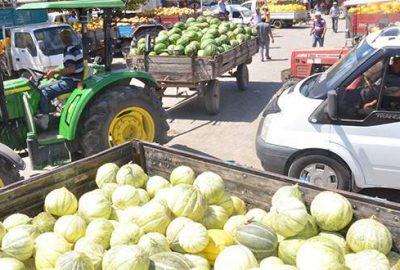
[1,140,400,250]
[127,38,257,86]
[270,11,308,21]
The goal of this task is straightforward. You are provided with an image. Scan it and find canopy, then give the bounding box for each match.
[18,0,125,10]
[342,0,393,7]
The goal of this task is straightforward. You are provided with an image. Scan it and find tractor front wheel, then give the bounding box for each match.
[79,86,169,156]
[0,157,21,187]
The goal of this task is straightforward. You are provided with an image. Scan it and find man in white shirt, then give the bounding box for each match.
[329,2,340,33]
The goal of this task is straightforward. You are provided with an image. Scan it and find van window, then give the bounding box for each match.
[338,59,386,120]
[232,11,241,18]
[378,56,400,111]
[14,32,37,56]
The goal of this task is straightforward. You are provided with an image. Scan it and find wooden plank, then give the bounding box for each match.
[135,141,400,250]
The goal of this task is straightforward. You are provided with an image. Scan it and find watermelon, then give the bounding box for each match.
[176,37,190,47]
[206,29,219,37]
[210,18,220,25]
[187,26,200,33]
[154,43,167,55]
[189,41,201,50]
[234,27,244,35]
[201,34,215,42]
[168,28,181,36]
[183,31,197,42]
[174,22,186,30]
[234,221,278,260]
[196,16,207,23]
[173,45,184,56]
[222,44,232,52]
[184,44,198,56]
[169,34,181,44]
[230,40,239,47]
[149,52,157,56]
[218,27,230,35]
[186,17,196,24]
[201,39,216,50]
[155,35,169,45]
[159,52,170,56]
[197,50,205,57]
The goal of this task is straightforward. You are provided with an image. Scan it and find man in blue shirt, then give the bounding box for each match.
[310,12,326,47]
[329,2,340,33]
[36,29,83,130]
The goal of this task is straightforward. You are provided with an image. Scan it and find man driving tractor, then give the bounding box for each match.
[36,29,83,130]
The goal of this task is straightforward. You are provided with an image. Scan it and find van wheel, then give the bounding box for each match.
[288,155,351,190]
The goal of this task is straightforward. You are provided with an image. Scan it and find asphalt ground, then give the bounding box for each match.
[21,16,347,178]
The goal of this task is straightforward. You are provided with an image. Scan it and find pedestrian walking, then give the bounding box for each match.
[262,6,271,23]
[310,11,326,47]
[250,9,262,27]
[329,1,340,32]
[256,18,274,61]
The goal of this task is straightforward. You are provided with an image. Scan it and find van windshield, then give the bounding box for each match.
[301,40,377,99]
[34,26,80,56]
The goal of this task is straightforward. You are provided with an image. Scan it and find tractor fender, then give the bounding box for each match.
[0,143,25,170]
[59,70,159,141]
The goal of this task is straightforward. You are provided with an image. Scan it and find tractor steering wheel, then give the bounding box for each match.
[22,69,47,87]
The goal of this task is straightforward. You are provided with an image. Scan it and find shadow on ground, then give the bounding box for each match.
[166,80,282,123]
[169,144,220,159]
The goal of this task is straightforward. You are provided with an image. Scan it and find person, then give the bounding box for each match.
[302,0,309,10]
[362,57,400,110]
[310,12,326,47]
[250,9,262,27]
[329,2,340,33]
[67,11,78,24]
[262,6,271,23]
[256,17,274,61]
[217,0,228,16]
[36,30,83,130]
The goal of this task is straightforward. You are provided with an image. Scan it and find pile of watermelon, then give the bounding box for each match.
[130,16,257,57]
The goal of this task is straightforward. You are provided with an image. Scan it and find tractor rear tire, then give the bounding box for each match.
[79,85,169,157]
[0,157,21,187]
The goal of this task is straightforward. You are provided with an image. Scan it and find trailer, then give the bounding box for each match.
[1,140,400,251]
[269,11,309,28]
[127,37,258,115]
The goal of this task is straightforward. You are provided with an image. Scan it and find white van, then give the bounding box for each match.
[210,5,252,25]
[256,26,400,191]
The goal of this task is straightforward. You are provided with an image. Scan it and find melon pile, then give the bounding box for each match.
[129,16,257,57]
[0,162,398,270]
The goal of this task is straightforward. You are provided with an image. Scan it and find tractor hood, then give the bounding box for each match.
[4,79,32,96]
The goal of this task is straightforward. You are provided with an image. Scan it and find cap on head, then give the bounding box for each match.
[315,11,322,16]
[333,1,338,4]
[263,5,269,10]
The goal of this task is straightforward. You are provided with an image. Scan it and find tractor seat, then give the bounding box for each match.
[57,93,71,101]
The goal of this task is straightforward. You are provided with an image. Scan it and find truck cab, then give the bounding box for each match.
[2,23,80,77]
[256,26,400,192]
[7,24,80,76]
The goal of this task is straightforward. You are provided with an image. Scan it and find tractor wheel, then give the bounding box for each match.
[79,85,169,156]
[0,157,21,187]
[204,80,221,115]
[236,64,249,91]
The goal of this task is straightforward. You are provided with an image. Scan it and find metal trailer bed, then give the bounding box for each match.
[126,37,258,115]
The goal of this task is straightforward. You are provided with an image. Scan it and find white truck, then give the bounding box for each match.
[210,4,253,25]
[241,0,309,28]
[0,8,79,79]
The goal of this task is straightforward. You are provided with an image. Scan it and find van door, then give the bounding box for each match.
[12,32,41,72]
[331,53,400,189]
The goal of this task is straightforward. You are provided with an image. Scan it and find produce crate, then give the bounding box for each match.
[1,140,400,250]
[115,25,133,39]
[127,38,258,86]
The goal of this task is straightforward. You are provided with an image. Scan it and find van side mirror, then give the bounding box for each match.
[327,90,338,120]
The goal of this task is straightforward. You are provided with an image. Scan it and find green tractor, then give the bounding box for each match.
[0,0,169,186]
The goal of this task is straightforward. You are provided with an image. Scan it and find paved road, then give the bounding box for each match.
[21,17,346,178]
